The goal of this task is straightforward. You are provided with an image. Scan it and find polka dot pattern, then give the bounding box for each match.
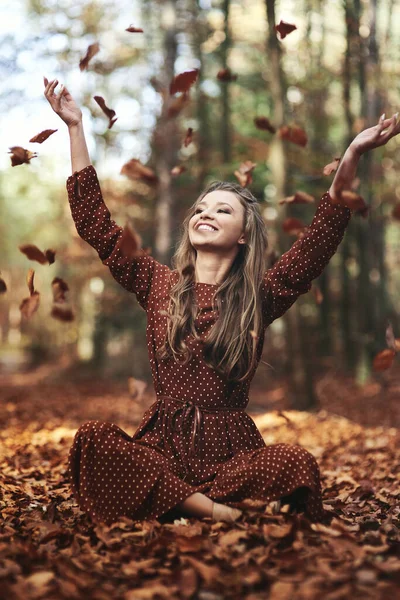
[65,166,352,525]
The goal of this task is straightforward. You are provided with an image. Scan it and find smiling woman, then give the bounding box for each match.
[42,64,400,529]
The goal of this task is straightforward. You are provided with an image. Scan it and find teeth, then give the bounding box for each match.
[198,225,217,231]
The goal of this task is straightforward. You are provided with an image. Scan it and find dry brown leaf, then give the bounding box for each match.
[79,42,100,71]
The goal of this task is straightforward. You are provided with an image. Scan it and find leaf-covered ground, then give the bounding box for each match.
[0,367,399,600]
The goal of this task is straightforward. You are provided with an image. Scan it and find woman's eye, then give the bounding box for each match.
[194,209,229,214]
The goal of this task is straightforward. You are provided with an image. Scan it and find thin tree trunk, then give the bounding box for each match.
[265,0,317,410]
[191,0,211,188]
[150,0,181,265]
[220,0,232,164]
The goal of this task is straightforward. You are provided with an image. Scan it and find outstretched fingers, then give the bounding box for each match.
[378,112,399,139]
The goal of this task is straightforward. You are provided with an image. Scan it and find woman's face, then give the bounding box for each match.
[189,190,246,251]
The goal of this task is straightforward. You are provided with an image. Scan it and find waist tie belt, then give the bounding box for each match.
[157,394,246,470]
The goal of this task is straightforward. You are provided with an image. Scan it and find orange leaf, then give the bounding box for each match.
[51,304,75,322]
[282,217,306,236]
[279,191,315,205]
[372,349,396,371]
[125,25,143,33]
[254,116,276,134]
[27,268,35,295]
[19,244,52,265]
[278,125,307,147]
[329,189,369,217]
[45,249,56,264]
[234,160,257,187]
[93,96,118,129]
[120,159,158,183]
[274,20,297,40]
[79,42,100,71]
[51,277,69,303]
[20,292,40,319]
[217,68,238,82]
[29,129,58,144]
[169,69,199,95]
[119,222,145,259]
[8,146,38,166]
[323,157,341,175]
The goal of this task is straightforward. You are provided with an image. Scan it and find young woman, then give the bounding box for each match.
[44,77,399,525]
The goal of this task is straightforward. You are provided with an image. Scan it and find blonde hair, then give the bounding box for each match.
[155,180,269,382]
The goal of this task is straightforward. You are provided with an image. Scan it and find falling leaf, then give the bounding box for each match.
[45,250,56,264]
[329,189,369,217]
[167,91,190,118]
[79,42,100,71]
[282,217,306,236]
[29,129,58,144]
[171,165,186,177]
[278,125,307,147]
[20,292,40,319]
[120,159,158,183]
[183,128,193,147]
[127,377,147,402]
[392,203,400,220]
[275,20,297,40]
[312,284,324,304]
[19,244,55,265]
[27,268,35,295]
[234,160,257,187]
[372,349,396,371]
[20,269,40,318]
[279,191,315,205]
[125,25,144,33]
[170,69,199,95]
[93,96,118,129]
[217,68,238,82]
[51,304,75,322]
[254,116,276,134]
[323,157,341,175]
[119,222,144,259]
[51,278,69,303]
[0,271,7,293]
[8,146,38,166]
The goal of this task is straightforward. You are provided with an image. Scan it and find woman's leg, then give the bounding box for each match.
[175,492,243,522]
[175,492,214,518]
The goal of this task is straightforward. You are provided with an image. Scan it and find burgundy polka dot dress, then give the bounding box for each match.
[66,165,352,525]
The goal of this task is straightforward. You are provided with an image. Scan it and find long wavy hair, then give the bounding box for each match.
[155,180,269,382]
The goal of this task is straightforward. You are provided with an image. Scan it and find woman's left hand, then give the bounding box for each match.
[349,113,400,156]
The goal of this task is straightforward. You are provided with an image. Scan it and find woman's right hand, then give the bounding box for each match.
[43,76,83,127]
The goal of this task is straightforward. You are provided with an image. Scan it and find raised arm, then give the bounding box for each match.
[66,164,161,311]
[261,191,352,325]
[261,112,400,325]
[42,77,163,311]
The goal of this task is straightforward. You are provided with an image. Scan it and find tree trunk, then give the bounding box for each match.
[220,0,232,164]
[264,0,317,410]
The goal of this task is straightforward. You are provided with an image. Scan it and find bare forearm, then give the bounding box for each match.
[329,146,360,202]
[68,121,91,174]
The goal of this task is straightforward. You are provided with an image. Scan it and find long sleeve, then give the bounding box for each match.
[261,190,352,325]
[66,165,163,311]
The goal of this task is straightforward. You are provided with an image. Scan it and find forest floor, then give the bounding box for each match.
[0,362,399,600]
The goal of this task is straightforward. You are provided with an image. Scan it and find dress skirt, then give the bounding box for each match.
[68,396,325,526]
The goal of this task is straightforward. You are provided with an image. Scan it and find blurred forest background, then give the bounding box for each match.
[1,0,400,414]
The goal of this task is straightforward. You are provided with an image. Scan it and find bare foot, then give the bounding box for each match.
[211,501,243,523]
